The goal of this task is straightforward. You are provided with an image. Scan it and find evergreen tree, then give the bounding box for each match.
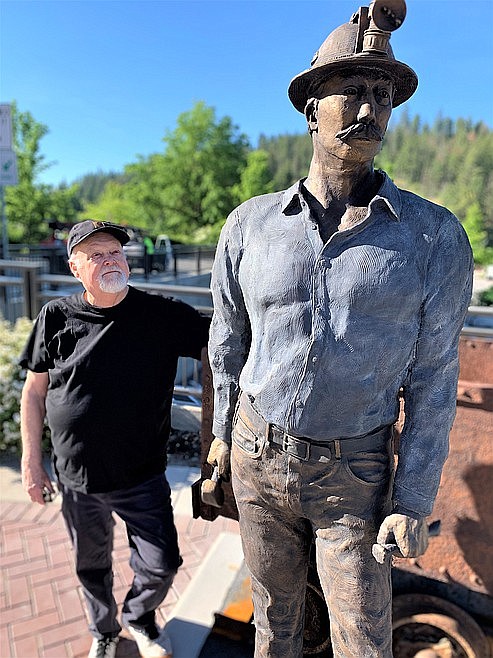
[462,202,493,265]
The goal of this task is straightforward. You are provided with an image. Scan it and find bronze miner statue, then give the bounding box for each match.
[207,2,474,656]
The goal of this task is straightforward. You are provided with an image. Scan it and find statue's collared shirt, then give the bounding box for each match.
[208,172,473,515]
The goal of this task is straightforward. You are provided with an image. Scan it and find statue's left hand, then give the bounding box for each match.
[376,513,429,558]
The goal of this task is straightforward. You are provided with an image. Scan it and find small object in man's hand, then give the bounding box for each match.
[42,487,57,503]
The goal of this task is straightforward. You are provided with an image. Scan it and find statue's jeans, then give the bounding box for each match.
[231,400,394,658]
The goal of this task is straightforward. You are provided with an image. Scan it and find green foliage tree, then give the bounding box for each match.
[151,101,250,242]
[74,171,126,204]
[462,202,493,265]
[478,287,493,306]
[87,102,257,242]
[258,133,312,191]
[6,100,491,264]
[233,150,274,205]
[82,180,144,227]
[375,115,492,264]
[5,103,81,243]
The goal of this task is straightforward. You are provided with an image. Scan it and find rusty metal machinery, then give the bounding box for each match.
[392,594,490,658]
[192,336,493,656]
[390,337,493,656]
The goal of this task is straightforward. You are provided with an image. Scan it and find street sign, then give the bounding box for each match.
[0,103,15,257]
[0,149,18,186]
[0,104,14,150]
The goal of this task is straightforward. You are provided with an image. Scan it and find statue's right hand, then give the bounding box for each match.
[376,513,429,559]
[206,437,231,481]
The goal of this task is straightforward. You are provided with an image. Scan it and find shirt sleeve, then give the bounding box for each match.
[173,300,211,360]
[19,305,51,372]
[393,212,474,516]
[208,210,251,443]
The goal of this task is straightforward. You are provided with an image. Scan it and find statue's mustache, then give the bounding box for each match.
[335,123,384,142]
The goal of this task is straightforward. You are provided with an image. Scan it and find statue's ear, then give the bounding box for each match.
[305,98,319,134]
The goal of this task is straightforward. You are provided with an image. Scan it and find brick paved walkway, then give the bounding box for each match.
[0,471,239,658]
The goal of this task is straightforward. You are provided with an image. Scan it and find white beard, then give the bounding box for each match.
[98,270,128,293]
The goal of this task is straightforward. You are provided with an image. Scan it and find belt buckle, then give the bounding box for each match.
[283,434,310,460]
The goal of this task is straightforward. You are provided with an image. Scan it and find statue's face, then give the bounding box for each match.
[307,71,394,163]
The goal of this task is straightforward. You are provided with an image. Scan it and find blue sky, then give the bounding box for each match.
[2,0,492,187]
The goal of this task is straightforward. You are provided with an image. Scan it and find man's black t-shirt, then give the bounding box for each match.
[20,286,210,493]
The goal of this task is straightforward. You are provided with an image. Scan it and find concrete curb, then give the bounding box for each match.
[166,532,245,657]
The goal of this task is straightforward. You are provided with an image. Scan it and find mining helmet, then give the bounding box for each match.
[288,0,418,113]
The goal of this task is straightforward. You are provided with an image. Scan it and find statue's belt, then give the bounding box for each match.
[238,394,391,462]
[268,425,390,461]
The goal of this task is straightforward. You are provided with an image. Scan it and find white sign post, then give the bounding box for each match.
[0,104,18,258]
[0,104,14,149]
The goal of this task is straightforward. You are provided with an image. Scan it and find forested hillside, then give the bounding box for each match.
[6,102,492,263]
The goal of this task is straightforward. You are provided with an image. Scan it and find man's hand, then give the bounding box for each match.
[21,460,54,506]
[376,513,429,559]
[206,437,231,481]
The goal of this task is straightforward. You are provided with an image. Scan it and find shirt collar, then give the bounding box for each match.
[281,179,307,215]
[281,172,402,221]
[371,171,402,221]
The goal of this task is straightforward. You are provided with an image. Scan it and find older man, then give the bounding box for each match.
[20,220,209,658]
[207,3,473,656]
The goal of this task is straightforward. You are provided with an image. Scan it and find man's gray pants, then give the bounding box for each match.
[231,396,394,658]
[60,473,181,639]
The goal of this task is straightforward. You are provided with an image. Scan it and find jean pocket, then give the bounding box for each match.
[232,413,266,458]
[343,449,391,487]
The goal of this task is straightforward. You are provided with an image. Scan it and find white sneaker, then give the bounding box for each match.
[127,624,173,657]
[88,636,119,658]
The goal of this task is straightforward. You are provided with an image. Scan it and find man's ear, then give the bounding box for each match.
[68,256,80,280]
[305,98,319,135]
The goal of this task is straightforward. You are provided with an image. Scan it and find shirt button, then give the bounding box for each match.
[312,356,318,363]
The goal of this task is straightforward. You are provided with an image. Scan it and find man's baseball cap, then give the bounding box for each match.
[67,220,130,256]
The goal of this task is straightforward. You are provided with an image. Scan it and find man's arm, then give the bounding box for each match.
[174,301,211,360]
[20,370,53,505]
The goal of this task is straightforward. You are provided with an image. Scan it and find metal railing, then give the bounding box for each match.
[0,259,213,321]
[463,305,493,337]
[0,259,213,401]
[5,243,217,278]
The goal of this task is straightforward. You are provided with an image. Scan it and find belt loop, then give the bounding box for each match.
[334,439,342,459]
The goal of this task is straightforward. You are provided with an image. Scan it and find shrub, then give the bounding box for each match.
[0,317,51,455]
[478,286,493,307]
